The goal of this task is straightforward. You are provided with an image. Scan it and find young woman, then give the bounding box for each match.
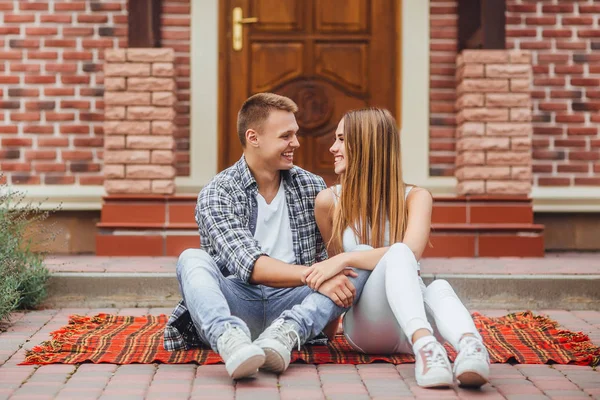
[303,108,490,389]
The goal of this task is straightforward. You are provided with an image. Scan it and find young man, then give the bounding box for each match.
[164,93,371,379]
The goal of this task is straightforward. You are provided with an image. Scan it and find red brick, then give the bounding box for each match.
[45,39,77,48]
[508,4,536,13]
[24,76,56,84]
[46,112,75,122]
[542,29,572,38]
[60,126,91,135]
[555,139,588,147]
[41,15,73,23]
[0,76,20,84]
[9,39,40,48]
[554,65,584,75]
[34,163,67,173]
[520,41,552,50]
[0,51,23,60]
[3,14,35,23]
[45,88,75,96]
[541,4,574,13]
[61,76,91,84]
[25,150,57,161]
[26,27,58,36]
[45,64,78,73]
[25,101,55,111]
[54,2,86,11]
[578,30,600,38]
[11,112,40,122]
[558,164,589,173]
[0,162,30,172]
[24,126,53,134]
[538,177,571,186]
[570,151,600,161]
[574,178,600,186]
[10,63,41,72]
[556,114,585,123]
[28,51,58,60]
[525,17,557,25]
[38,138,69,147]
[563,17,594,26]
[12,174,41,185]
[579,5,600,14]
[62,151,93,161]
[571,78,600,87]
[80,176,104,185]
[19,2,48,10]
[556,41,587,50]
[77,15,109,23]
[63,51,93,61]
[63,27,94,37]
[45,175,76,185]
[2,138,32,147]
[61,101,91,110]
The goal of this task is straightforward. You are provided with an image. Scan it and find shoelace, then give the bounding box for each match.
[268,319,301,351]
[460,337,489,361]
[422,343,449,369]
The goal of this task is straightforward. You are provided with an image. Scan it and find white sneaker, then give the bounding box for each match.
[216,323,265,379]
[253,319,301,373]
[413,337,454,388]
[453,336,490,388]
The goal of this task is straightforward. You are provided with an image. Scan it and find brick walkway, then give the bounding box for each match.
[1,308,599,400]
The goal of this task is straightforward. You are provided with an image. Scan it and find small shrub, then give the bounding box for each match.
[0,180,56,322]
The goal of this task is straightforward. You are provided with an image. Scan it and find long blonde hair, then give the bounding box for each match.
[331,108,407,250]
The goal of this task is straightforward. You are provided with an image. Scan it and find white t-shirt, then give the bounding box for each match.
[253,181,296,264]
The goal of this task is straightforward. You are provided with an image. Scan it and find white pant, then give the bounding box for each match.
[343,243,481,354]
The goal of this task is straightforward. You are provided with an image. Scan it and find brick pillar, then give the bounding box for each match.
[103,49,176,195]
[455,50,533,196]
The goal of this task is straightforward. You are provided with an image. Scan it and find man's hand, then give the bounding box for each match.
[303,253,349,290]
[316,269,358,308]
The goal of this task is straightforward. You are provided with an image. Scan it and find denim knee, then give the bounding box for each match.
[176,248,217,283]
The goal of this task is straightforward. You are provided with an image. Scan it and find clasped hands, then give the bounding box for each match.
[301,253,357,308]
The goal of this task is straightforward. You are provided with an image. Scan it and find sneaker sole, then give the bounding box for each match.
[261,347,287,373]
[456,371,488,388]
[228,353,266,379]
[416,371,454,388]
[255,339,291,374]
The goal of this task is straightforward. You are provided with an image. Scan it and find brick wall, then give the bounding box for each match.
[506,0,600,187]
[0,0,191,186]
[429,0,459,178]
[429,0,600,187]
[161,0,190,177]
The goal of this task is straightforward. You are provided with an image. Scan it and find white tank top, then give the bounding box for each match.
[331,184,413,253]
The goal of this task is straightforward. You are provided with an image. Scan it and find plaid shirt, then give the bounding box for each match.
[164,156,327,351]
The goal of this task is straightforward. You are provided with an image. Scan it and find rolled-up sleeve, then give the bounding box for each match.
[196,183,265,283]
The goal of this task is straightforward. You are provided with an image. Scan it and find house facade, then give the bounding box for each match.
[1,1,598,255]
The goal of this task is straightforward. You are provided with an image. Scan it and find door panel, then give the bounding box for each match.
[221,0,397,185]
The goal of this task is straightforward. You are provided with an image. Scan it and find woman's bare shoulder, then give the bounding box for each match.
[406,186,433,204]
[315,187,337,211]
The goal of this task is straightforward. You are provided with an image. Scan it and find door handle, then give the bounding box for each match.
[233,7,258,51]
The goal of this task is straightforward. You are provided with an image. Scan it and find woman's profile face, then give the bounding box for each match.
[330,118,347,175]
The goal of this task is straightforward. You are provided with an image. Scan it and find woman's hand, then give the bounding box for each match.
[303,253,350,290]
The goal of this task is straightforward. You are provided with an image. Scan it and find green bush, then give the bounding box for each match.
[0,181,54,322]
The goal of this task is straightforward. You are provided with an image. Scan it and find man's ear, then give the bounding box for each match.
[246,129,259,147]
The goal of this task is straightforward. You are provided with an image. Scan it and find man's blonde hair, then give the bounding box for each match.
[237,93,298,146]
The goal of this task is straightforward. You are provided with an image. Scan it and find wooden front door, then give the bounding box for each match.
[220,0,398,185]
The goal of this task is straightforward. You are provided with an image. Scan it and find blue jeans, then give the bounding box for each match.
[176,249,371,351]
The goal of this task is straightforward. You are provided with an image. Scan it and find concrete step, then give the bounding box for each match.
[43,271,600,310]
